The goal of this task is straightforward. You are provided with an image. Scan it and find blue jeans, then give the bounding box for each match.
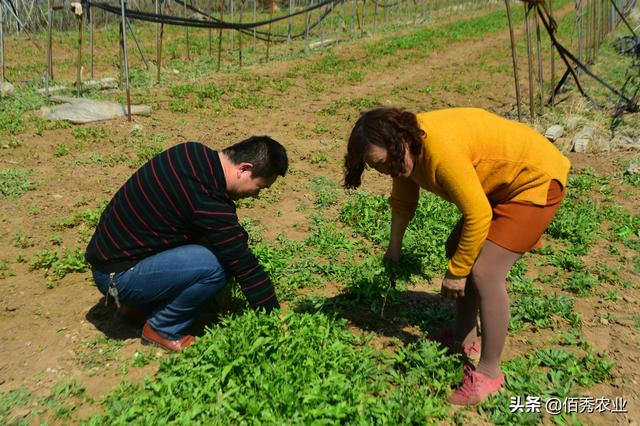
[93,244,228,339]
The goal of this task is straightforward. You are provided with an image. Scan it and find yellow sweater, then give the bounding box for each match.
[389,108,571,277]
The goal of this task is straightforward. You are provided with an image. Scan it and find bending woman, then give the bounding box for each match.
[343,107,570,405]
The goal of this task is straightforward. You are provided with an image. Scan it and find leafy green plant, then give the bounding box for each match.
[29,247,88,279]
[73,126,107,144]
[0,168,37,198]
[93,311,462,424]
[309,176,339,208]
[53,143,70,157]
[562,272,598,296]
[546,198,601,254]
[510,293,580,330]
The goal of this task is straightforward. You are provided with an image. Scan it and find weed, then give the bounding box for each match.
[44,381,88,419]
[73,127,107,143]
[94,311,462,423]
[169,98,190,113]
[0,259,15,279]
[562,272,598,296]
[0,388,34,424]
[550,250,584,271]
[546,198,601,254]
[309,176,339,208]
[11,231,33,249]
[603,290,621,302]
[75,337,124,370]
[510,293,580,330]
[53,143,70,157]
[307,80,327,94]
[30,247,88,279]
[343,70,365,83]
[0,168,37,198]
[309,151,330,165]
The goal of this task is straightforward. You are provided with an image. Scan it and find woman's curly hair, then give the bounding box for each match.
[344,108,425,188]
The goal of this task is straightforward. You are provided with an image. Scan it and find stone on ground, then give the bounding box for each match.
[42,97,151,123]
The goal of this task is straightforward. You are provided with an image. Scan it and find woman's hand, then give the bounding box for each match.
[440,273,468,299]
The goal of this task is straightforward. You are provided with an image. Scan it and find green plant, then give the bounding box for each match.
[0,259,15,279]
[309,176,339,208]
[75,337,124,370]
[53,143,70,157]
[30,247,88,279]
[73,126,107,143]
[11,231,33,248]
[0,168,37,198]
[546,198,601,254]
[510,293,580,330]
[93,311,462,424]
[309,151,330,165]
[562,272,598,296]
[0,388,34,424]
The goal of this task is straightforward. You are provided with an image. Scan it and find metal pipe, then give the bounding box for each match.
[218,0,224,70]
[184,0,190,60]
[76,9,82,97]
[265,1,274,61]
[534,4,544,115]
[239,0,243,67]
[524,2,535,122]
[47,0,53,80]
[505,0,521,121]
[89,4,94,79]
[120,0,132,121]
[0,5,4,83]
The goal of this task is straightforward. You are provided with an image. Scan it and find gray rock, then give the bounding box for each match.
[0,81,15,97]
[544,124,564,141]
[84,77,117,90]
[571,127,595,153]
[309,39,337,49]
[626,161,640,175]
[611,135,639,150]
[43,97,151,123]
[37,85,67,96]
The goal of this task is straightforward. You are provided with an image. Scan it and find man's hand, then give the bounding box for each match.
[440,274,468,299]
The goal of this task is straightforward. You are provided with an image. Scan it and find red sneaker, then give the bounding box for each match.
[449,365,504,405]
[141,323,196,352]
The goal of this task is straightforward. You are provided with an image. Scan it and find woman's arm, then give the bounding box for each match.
[384,209,411,262]
[385,177,420,262]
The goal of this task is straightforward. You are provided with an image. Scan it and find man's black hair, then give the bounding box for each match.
[223,136,288,178]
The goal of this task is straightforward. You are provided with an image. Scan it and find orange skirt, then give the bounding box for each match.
[446,180,565,256]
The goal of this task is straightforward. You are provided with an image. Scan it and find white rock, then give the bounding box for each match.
[611,135,639,150]
[626,161,640,175]
[84,77,117,90]
[44,97,151,123]
[0,81,15,97]
[309,39,337,49]
[571,127,595,153]
[37,85,67,95]
[544,125,564,141]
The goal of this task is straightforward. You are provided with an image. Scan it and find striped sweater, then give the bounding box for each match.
[85,141,279,311]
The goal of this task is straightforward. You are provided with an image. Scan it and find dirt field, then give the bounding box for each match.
[1,1,639,424]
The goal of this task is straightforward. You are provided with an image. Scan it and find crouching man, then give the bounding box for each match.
[85,136,288,351]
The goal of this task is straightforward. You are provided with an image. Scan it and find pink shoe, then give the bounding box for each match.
[449,365,504,405]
